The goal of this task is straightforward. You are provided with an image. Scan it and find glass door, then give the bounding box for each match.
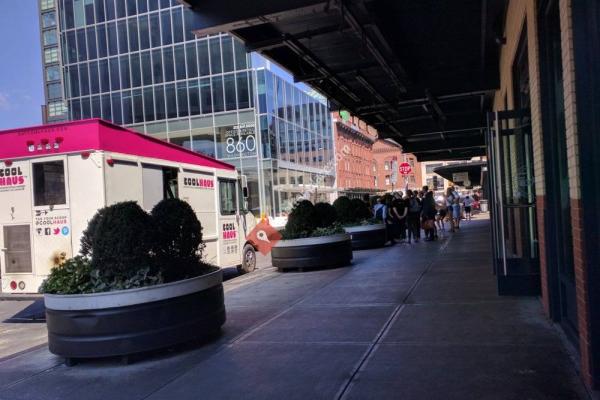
[489,110,540,295]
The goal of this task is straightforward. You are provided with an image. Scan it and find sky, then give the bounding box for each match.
[0,1,44,130]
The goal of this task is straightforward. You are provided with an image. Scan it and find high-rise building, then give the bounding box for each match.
[37,0,335,218]
[39,0,68,122]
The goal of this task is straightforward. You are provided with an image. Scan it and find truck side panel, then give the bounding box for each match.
[67,153,105,255]
[178,170,218,265]
[104,159,143,206]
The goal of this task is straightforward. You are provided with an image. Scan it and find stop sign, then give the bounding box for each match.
[399,162,412,175]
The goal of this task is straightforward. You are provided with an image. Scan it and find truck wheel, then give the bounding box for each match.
[238,244,257,274]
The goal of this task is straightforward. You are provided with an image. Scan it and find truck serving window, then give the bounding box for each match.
[219,179,236,215]
[33,160,66,206]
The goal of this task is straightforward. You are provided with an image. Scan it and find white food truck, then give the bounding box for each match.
[0,119,258,294]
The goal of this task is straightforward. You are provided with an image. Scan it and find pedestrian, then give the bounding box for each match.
[446,187,457,232]
[406,191,422,243]
[449,187,461,230]
[373,196,385,222]
[392,191,407,241]
[436,197,447,232]
[421,191,437,241]
[463,194,473,220]
[414,190,423,240]
[383,194,397,245]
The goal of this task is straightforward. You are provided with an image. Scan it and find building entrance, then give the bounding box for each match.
[488,109,539,295]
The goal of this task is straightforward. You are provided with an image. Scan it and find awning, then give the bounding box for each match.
[181,0,506,161]
[433,161,487,187]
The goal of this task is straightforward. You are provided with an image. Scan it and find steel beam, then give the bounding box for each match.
[405,138,486,153]
[180,1,329,36]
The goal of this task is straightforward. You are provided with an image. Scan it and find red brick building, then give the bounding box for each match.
[373,139,422,192]
[333,112,377,196]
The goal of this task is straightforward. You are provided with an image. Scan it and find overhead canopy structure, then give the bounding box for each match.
[433,161,487,187]
[181,0,506,161]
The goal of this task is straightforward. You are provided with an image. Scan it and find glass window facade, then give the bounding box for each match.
[48,101,67,117]
[42,11,57,28]
[41,0,66,122]
[43,30,58,46]
[44,48,59,63]
[41,0,55,11]
[43,0,334,218]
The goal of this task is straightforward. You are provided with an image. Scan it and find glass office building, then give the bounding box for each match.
[38,0,335,217]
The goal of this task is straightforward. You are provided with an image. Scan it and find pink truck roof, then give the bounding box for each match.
[0,119,235,171]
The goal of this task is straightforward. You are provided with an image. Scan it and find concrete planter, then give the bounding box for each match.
[44,269,225,362]
[271,233,353,271]
[344,224,387,250]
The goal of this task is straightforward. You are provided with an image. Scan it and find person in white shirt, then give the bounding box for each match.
[446,187,460,232]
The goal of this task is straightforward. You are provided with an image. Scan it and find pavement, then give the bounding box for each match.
[0,215,592,399]
[0,299,46,361]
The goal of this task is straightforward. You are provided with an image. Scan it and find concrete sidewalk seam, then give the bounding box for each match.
[0,343,48,365]
[138,267,355,400]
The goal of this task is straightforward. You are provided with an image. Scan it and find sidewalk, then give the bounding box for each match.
[0,299,46,360]
[0,216,590,399]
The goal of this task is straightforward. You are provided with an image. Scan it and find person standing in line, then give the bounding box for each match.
[414,190,423,240]
[421,185,437,239]
[446,187,457,232]
[436,194,447,233]
[407,191,422,243]
[392,192,407,242]
[421,191,437,241]
[382,195,397,245]
[373,196,385,222]
[451,187,462,230]
[463,194,474,221]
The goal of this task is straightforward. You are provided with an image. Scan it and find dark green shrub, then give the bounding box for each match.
[333,196,354,224]
[283,200,317,239]
[40,199,216,294]
[351,198,372,221]
[39,256,93,294]
[98,266,164,292]
[310,223,345,237]
[39,257,165,294]
[314,202,337,228]
[151,198,209,282]
[89,201,156,281]
[80,207,107,257]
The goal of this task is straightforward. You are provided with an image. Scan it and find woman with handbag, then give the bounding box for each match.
[421,191,437,241]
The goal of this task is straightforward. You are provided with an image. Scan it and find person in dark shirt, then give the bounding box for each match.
[391,192,407,241]
[382,194,397,245]
[421,191,437,241]
[406,191,422,243]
